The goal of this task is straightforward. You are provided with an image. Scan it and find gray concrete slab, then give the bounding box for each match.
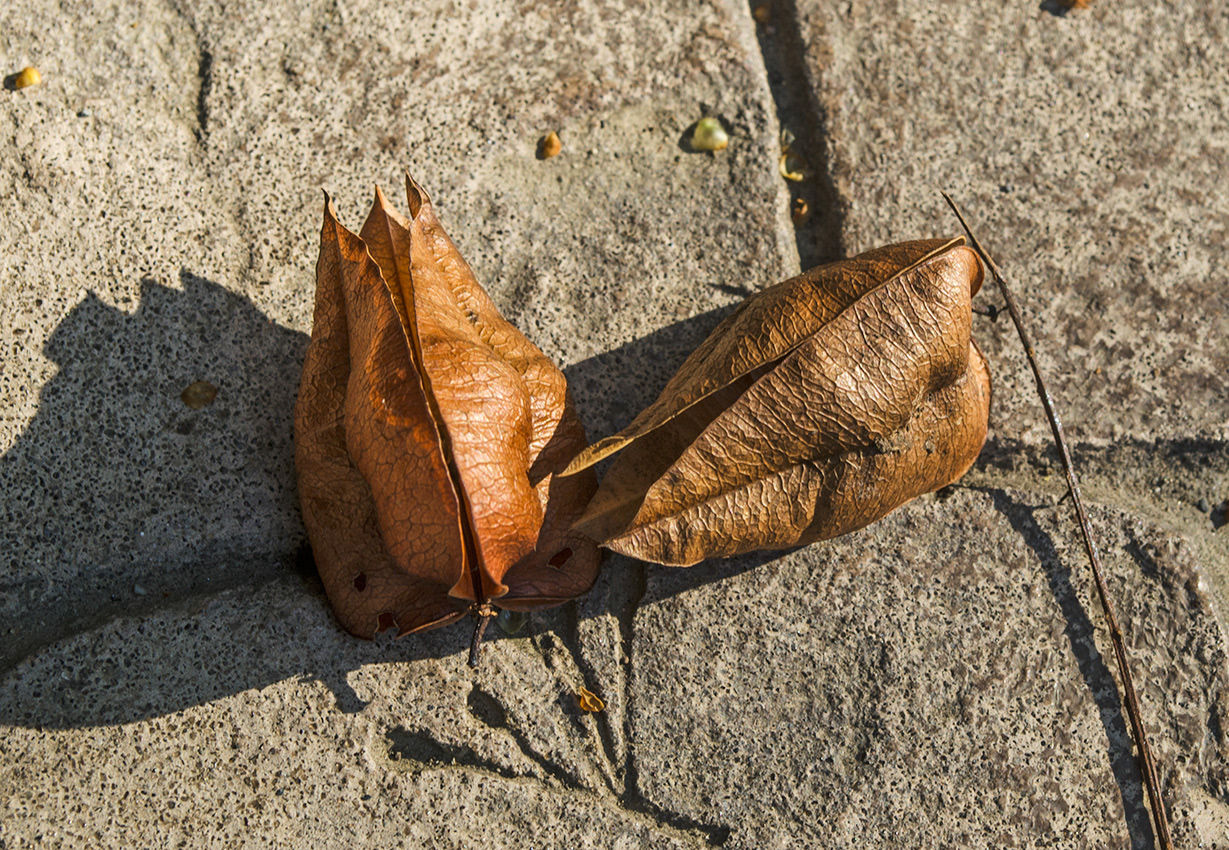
[789,1,1228,446]
[2,0,1227,848]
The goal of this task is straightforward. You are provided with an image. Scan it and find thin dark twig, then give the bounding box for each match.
[468,604,494,669]
[942,193,1173,850]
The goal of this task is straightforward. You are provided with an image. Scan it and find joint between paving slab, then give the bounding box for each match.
[0,555,295,674]
[745,0,845,268]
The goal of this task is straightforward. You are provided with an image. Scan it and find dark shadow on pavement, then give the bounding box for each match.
[0,290,793,730]
[981,486,1156,850]
[0,271,309,675]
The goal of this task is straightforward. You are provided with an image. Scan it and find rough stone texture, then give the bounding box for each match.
[2,0,1228,848]
[632,488,1229,848]
[790,1,1229,447]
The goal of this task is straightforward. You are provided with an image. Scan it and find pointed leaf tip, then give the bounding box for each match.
[404,171,429,218]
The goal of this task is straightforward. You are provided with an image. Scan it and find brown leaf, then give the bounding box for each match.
[295,175,599,641]
[565,238,991,566]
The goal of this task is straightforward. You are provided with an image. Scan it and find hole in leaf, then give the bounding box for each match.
[377,612,396,632]
[495,609,528,635]
[548,547,573,568]
[353,572,367,591]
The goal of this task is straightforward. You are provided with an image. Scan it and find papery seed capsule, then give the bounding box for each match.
[690,117,729,152]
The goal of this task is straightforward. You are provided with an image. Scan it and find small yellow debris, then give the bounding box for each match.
[538,131,562,159]
[181,380,218,409]
[752,5,771,24]
[790,197,810,226]
[690,117,728,152]
[13,67,41,90]
[577,686,604,713]
[778,150,809,182]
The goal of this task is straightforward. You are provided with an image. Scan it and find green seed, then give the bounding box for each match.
[690,117,729,152]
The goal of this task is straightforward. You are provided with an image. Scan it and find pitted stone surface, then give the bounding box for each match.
[790,1,1229,447]
[2,1,1227,848]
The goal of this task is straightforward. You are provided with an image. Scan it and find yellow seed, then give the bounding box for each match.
[752,4,771,24]
[13,67,41,90]
[577,686,604,713]
[690,117,728,152]
[538,131,562,159]
[778,150,809,182]
[181,380,218,409]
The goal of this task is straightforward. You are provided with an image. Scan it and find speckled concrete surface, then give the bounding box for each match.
[2,1,1227,848]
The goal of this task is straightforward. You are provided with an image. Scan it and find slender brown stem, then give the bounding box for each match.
[468,604,494,669]
[942,192,1174,850]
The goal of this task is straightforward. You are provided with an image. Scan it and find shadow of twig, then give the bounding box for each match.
[981,486,1155,850]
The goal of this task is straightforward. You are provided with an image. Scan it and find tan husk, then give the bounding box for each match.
[295,175,599,639]
[564,238,991,566]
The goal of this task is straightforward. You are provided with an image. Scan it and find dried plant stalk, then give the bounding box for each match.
[942,193,1173,850]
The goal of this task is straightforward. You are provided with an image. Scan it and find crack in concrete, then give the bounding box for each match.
[384,660,732,846]
[384,566,734,846]
[465,684,581,790]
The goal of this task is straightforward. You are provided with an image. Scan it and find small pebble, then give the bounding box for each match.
[133,584,147,596]
[77,108,92,118]
[690,117,728,152]
[537,131,562,159]
[13,67,41,90]
[1197,498,1210,513]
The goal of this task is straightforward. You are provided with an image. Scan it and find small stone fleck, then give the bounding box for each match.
[1197,498,1210,514]
[133,584,147,596]
[77,108,92,118]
